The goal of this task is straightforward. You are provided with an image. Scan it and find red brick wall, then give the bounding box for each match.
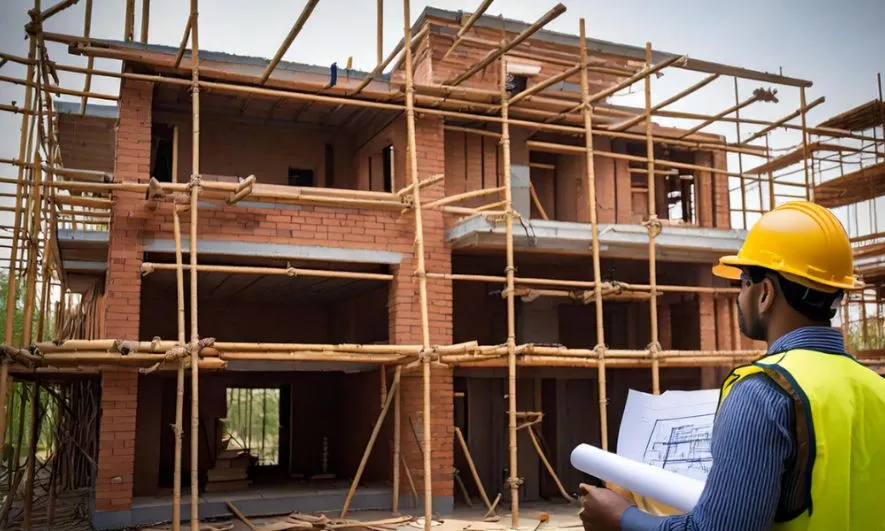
[96,369,138,511]
[57,113,116,172]
[389,115,454,500]
[154,110,357,189]
[97,78,154,511]
[694,149,731,229]
[444,131,499,209]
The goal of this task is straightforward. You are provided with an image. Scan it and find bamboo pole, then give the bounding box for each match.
[3,11,38,350]
[0,74,118,101]
[188,1,201,528]
[445,3,566,86]
[439,0,494,62]
[376,0,383,67]
[643,42,661,395]
[174,14,193,68]
[22,380,39,529]
[340,368,401,518]
[507,64,580,107]
[352,26,428,96]
[171,205,186,531]
[142,262,393,282]
[392,366,401,513]
[677,90,773,140]
[740,96,825,146]
[525,424,574,502]
[498,43,521,530]
[800,86,811,200]
[453,426,494,512]
[579,19,609,449]
[40,0,80,20]
[734,78,748,228]
[401,1,434,527]
[260,0,320,85]
[79,0,94,114]
[609,74,720,131]
[124,0,135,41]
[140,0,150,43]
[21,152,43,347]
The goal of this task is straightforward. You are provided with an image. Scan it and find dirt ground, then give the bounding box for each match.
[139,501,584,530]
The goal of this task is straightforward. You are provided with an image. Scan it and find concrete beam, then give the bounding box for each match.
[446,217,746,263]
[143,238,404,265]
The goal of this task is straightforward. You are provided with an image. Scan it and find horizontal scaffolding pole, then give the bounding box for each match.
[141,262,394,281]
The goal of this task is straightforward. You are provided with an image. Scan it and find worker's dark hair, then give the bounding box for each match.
[742,265,842,322]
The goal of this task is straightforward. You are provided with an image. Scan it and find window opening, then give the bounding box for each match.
[224,387,281,466]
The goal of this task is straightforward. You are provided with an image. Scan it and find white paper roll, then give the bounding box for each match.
[570,443,704,512]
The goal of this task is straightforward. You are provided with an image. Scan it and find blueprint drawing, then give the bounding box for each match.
[641,414,714,481]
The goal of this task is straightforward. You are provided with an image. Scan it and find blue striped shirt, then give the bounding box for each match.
[620,326,848,531]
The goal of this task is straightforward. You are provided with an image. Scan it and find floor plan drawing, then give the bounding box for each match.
[642,414,715,481]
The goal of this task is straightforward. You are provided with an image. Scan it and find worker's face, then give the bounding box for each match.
[736,269,776,341]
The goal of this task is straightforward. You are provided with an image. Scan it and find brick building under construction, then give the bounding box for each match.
[0,1,882,530]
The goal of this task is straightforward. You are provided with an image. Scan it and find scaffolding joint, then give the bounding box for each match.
[593,343,607,360]
[506,477,525,489]
[418,346,440,363]
[642,216,663,238]
[646,341,662,360]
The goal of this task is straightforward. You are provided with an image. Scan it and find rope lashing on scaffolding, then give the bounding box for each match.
[507,476,525,489]
[285,262,298,278]
[113,339,138,355]
[140,263,155,276]
[418,346,440,363]
[647,341,662,360]
[188,174,202,189]
[642,216,663,238]
[0,345,41,369]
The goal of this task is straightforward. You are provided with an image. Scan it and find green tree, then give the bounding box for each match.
[0,270,52,347]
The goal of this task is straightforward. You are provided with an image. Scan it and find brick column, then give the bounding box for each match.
[389,115,454,509]
[712,151,731,228]
[694,151,714,228]
[96,78,153,516]
[594,138,616,224]
[611,139,633,223]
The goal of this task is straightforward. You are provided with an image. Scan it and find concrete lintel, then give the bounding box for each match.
[143,238,404,265]
[62,260,107,273]
[225,360,380,373]
[56,229,110,246]
[446,218,747,263]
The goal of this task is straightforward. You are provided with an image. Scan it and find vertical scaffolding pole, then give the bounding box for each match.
[579,19,609,447]
[733,78,748,225]
[392,366,402,513]
[188,0,201,528]
[499,42,520,529]
[644,42,661,395]
[172,204,186,531]
[799,87,811,201]
[79,0,94,115]
[0,2,38,451]
[377,0,383,67]
[140,0,150,43]
[21,152,43,348]
[765,134,775,210]
[401,1,434,528]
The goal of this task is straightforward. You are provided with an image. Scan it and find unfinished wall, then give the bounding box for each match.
[154,110,357,189]
[425,24,638,94]
[97,78,154,513]
[57,111,116,172]
[444,130,499,208]
[389,115,455,503]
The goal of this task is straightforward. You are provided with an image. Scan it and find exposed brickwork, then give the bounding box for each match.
[96,369,139,511]
[389,115,454,499]
[694,151,714,228]
[97,78,155,512]
[712,150,731,228]
[57,112,116,173]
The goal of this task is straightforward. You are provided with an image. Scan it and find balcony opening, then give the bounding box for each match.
[151,123,175,183]
[225,387,282,467]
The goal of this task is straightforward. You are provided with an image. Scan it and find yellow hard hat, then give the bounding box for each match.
[712,201,858,292]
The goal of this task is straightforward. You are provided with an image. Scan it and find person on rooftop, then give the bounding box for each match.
[578,200,885,531]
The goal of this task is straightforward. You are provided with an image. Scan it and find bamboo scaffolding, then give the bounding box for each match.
[174,14,193,68]
[739,96,825,146]
[643,42,661,395]
[188,1,201,528]
[171,205,186,531]
[439,0,495,62]
[340,368,400,518]
[453,427,494,512]
[499,44,520,530]
[401,1,433,528]
[445,3,566,86]
[260,0,320,85]
[609,73,720,131]
[141,0,150,43]
[40,0,80,21]
[141,262,393,282]
[678,88,776,140]
[800,86,812,200]
[351,26,428,96]
[578,18,609,452]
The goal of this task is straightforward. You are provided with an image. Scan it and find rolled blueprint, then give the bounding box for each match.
[570,443,704,512]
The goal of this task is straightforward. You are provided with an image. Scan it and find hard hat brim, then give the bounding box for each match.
[712,255,749,281]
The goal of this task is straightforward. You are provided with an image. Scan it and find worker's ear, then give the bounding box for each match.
[758,276,776,315]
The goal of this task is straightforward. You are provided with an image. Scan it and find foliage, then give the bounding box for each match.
[846,321,885,352]
[0,270,53,347]
[224,387,281,466]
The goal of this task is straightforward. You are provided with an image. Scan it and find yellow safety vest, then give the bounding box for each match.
[720,349,885,530]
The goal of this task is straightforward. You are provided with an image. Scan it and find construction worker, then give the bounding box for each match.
[578,201,885,530]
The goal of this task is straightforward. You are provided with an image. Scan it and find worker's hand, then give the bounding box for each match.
[578,483,633,531]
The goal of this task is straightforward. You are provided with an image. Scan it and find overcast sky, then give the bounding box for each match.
[0,0,883,269]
